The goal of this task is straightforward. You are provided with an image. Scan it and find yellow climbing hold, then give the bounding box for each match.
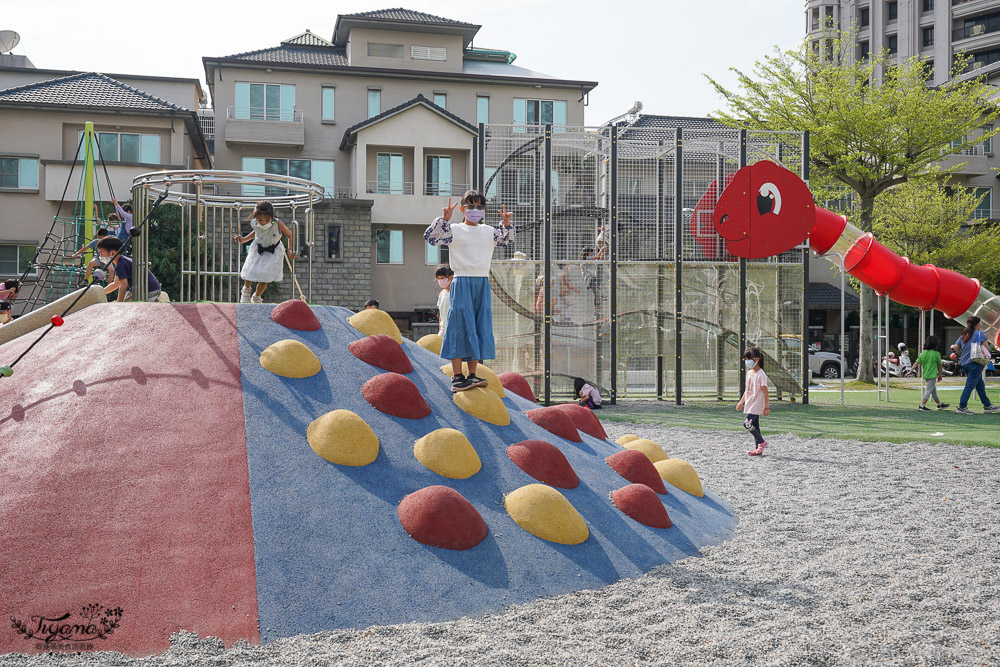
[615,434,640,446]
[453,388,510,426]
[306,409,379,466]
[414,428,482,479]
[654,458,704,497]
[439,362,505,398]
[504,484,589,545]
[347,309,403,343]
[259,339,321,378]
[417,334,443,355]
[623,438,668,464]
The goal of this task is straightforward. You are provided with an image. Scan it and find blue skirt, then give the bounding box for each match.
[441,276,495,361]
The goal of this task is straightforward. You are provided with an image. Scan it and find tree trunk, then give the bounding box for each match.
[856,192,876,383]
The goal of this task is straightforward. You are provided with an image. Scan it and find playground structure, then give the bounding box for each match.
[712,160,1000,362]
[128,170,324,302]
[473,123,810,404]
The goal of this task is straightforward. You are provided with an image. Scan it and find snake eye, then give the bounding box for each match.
[757,183,781,216]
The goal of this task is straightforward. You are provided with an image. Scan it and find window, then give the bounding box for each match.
[923,0,934,11]
[78,132,160,163]
[368,43,403,58]
[0,157,38,190]
[859,40,870,60]
[887,34,898,55]
[241,157,334,197]
[327,224,342,260]
[860,7,870,26]
[433,93,446,109]
[375,229,403,264]
[322,87,335,122]
[477,96,489,125]
[376,153,404,194]
[513,98,568,132]
[368,90,381,119]
[234,82,296,121]
[426,155,452,196]
[0,244,36,275]
[922,27,934,47]
[887,1,898,21]
[411,45,446,61]
[973,187,992,219]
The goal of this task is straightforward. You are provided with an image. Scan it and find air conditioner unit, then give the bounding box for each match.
[972,61,985,70]
[972,24,986,36]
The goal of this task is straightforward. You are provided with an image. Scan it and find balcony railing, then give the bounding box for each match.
[366,180,414,195]
[953,16,1000,40]
[423,182,470,197]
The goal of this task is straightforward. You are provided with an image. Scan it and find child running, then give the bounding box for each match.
[233,201,296,303]
[425,191,514,392]
[736,347,770,456]
[908,335,949,412]
[434,265,454,337]
[574,377,602,410]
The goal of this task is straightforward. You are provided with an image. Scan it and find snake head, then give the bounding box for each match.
[712,161,815,259]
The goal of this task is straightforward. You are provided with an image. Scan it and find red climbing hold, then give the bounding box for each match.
[552,403,607,440]
[50,315,64,327]
[506,440,579,489]
[605,450,668,494]
[349,334,413,374]
[398,485,488,550]
[611,484,672,529]
[525,406,582,443]
[499,371,537,403]
[361,372,430,419]
[270,299,321,331]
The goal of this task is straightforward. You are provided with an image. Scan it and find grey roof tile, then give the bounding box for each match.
[0,72,190,111]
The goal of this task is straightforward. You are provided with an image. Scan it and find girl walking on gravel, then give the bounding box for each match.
[736,347,770,456]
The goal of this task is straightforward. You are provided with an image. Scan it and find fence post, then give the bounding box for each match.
[739,129,748,398]
[610,125,619,405]
[674,127,684,405]
[543,124,552,405]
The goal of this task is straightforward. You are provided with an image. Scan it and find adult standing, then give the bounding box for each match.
[951,316,1000,415]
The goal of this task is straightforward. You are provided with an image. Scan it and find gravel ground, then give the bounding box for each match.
[5,419,999,666]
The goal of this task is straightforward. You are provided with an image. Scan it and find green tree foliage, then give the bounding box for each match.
[705,25,999,380]
[874,178,1000,295]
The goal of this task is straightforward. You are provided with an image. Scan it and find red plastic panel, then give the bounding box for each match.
[888,263,940,310]
[934,267,981,319]
[810,208,847,256]
[846,236,908,295]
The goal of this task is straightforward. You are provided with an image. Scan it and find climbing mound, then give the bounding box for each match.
[349,334,413,374]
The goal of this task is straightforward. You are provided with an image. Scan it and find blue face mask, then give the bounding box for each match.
[464,209,485,223]
[745,359,755,370]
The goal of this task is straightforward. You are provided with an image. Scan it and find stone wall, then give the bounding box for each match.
[274,198,374,308]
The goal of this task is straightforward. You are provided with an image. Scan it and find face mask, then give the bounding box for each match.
[745,359,755,370]
[464,209,485,223]
[437,278,450,288]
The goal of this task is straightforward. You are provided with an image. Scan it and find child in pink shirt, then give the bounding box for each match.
[736,347,770,456]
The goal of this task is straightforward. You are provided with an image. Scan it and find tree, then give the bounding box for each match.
[705,26,999,381]
[873,178,1000,296]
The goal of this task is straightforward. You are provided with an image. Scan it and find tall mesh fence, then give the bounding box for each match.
[480,124,807,403]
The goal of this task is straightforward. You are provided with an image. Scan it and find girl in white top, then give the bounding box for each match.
[233,201,296,303]
[434,265,454,336]
[736,347,770,456]
[425,190,515,392]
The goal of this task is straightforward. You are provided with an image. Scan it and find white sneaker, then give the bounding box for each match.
[251,295,263,304]
[240,287,251,304]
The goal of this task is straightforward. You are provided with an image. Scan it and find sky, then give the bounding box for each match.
[3,0,805,124]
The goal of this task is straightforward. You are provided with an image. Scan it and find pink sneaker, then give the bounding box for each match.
[747,441,768,456]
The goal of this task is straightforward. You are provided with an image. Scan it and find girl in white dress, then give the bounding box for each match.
[233,201,296,303]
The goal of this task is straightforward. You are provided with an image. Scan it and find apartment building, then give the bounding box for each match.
[203,8,597,323]
[0,59,211,308]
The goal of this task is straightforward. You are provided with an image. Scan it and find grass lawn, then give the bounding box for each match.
[602,377,1000,448]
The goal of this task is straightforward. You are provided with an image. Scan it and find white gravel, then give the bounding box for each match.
[5,421,999,666]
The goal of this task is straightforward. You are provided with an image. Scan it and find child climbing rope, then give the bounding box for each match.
[425,190,514,392]
[736,347,770,456]
[434,264,454,337]
[233,201,296,303]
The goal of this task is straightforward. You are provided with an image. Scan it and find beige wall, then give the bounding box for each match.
[370,224,442,311]
[347,28,463,73]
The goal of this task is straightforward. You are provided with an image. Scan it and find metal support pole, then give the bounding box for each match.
[802,130,811,404]
[543,124,552,405]
[739,129,748,398]
[610,125,619,405]
[674,127,684,405]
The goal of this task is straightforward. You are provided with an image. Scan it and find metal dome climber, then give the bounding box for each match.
[128,170,325,302]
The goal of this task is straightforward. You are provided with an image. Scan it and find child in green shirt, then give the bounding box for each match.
[909,335,949,412]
